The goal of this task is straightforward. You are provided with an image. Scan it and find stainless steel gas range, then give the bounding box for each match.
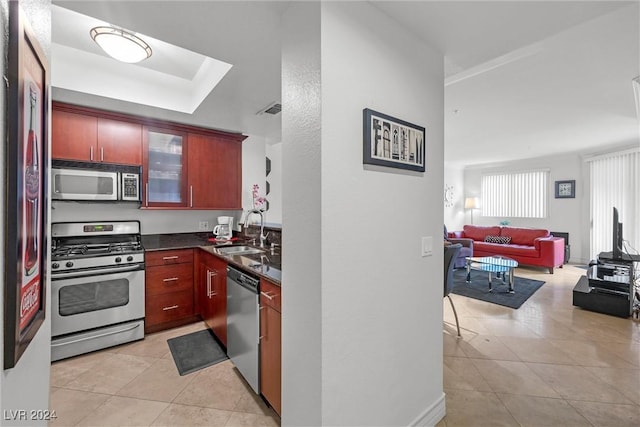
[50,221,145,361]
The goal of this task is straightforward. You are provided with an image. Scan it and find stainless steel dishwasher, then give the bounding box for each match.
[226,266,260,393]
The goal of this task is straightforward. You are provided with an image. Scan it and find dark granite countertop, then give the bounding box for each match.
[142,232,220,251]
[200,246,282,285]
[141,232,281,285]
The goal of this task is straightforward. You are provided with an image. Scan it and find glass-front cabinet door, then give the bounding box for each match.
[143,127,188,208]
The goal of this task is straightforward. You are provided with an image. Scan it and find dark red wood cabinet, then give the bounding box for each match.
[260,278,281,415]
[144,249,195,333]
[187,133,242,210]
[52,104,142,166]
[51,102,246,210]
[51,108,97,162]
[198,251,228,347]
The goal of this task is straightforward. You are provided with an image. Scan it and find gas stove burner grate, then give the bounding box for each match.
[52,241,143,259]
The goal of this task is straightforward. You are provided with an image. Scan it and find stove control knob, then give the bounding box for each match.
[126,256,134,262]
[52,263,60,269]
[65,262,73,268]
[115,257,122,263]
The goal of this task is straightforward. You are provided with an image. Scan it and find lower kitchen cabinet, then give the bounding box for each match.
[198,251,228,346]
[145,249,195,333]
[260,278,281,415]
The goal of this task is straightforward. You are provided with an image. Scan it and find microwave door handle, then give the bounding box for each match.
[116,173,121,200]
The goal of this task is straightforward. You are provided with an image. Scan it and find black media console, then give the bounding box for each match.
[572,253,636,318]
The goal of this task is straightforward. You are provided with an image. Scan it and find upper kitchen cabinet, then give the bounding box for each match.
[187,133,243,209]
[51,108,97,162]
[97,119,142,165]
[143,127,189,208]
[52,102,246,209]
[52,103,142,166]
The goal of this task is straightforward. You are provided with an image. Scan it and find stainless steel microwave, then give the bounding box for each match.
[51,160,141,202]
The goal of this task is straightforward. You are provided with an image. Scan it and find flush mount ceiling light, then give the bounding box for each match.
[90,26,152,63]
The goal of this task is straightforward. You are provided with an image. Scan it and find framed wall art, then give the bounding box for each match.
[554,180,575,199]
[363,108,426,172]
[4,2,49,369]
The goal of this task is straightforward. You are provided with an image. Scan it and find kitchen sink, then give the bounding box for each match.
[215,245,265,256]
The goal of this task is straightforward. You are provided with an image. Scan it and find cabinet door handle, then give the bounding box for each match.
[190,185,193,208]
[163,277,179,283]
[207,270,217,298]
[100,147,104,162]
[162,305,179,311]
[206,270,211,297]
[162,256,179,261]
[145,182,149,207]
[90,146,94,161]
[260,291,274,300]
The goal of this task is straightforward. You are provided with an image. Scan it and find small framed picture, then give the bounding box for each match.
[363,108,426,172]
[555,180,575,198]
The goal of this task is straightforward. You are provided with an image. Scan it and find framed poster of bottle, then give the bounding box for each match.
[4,2,49,369]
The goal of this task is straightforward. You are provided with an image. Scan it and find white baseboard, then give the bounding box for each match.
[409,392,446,426]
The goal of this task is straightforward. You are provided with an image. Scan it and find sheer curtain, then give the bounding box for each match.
[481,170,548,218]
[588,148,640,259]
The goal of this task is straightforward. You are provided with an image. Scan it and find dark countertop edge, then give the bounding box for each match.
[141,232,282,285]
[142,232,245,252]
[199,246,282,286]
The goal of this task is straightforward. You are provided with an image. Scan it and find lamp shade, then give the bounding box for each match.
[90,26,152,63]
[464,197,480,210]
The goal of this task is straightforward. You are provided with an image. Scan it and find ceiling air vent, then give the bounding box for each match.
[257,102,282,116]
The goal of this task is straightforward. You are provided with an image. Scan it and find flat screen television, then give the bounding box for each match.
[612,207,623,260]
[600,207,640,262]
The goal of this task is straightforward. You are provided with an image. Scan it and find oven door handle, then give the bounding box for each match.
[51,323,142,347]
[51,263,144,279]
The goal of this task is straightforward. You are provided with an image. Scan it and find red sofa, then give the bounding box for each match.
[449,225,565,273]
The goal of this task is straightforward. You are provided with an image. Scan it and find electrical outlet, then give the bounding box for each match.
[421,236,433,257]
[198,221,210,231]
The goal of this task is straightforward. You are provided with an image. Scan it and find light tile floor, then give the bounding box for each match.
[50,322,280,427]
[50,264,639,426]
[440,264,640,427]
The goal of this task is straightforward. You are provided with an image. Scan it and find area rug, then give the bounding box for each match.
[167,329,228,376]
[451,269,545,309]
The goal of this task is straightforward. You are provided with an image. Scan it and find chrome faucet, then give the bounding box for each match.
[244,209,268,248]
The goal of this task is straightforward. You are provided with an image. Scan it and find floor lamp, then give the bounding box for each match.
[465,197,480,224]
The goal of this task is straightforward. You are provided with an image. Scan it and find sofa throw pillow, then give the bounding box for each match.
[484,235,512,244]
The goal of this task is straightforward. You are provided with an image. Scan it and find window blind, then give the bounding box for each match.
[588,149,640,259]
[481,170,548,218]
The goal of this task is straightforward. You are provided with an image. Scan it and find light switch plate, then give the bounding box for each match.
[422,236,433,257]
[199,221,210,231]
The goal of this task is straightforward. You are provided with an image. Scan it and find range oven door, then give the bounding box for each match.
[52,168,118,201]
[51,266,145,337]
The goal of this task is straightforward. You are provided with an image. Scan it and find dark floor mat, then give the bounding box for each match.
[167,329,228,376]
[451,269,545,309]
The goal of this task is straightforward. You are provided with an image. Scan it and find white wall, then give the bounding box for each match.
[265,142,282,225]
[444,162,465,231]
[282,2,445,425]
[1,1,52,425]
[463,152,586,262]
[242,134,266,223]
[281,2,322,424]
[51,202,242,234]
